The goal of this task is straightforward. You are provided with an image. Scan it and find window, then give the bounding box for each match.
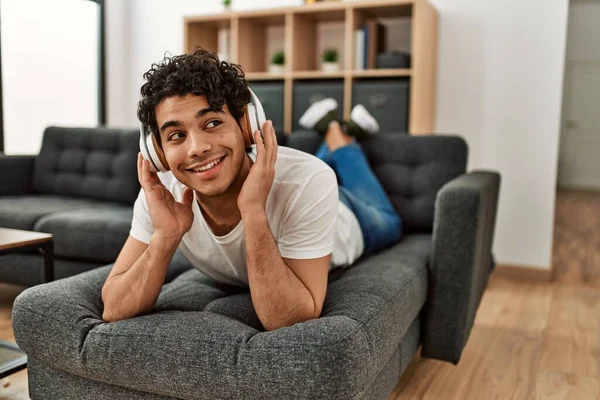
[0,0,105,154]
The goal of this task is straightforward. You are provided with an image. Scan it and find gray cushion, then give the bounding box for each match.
[33,206,133,262]
[0,155,35,195]
[0,195,105,230]
[285,131,468,233]
[0,254,104,287]
[13,235,430,399]
[32,126,140,204]
[0,250,192,287]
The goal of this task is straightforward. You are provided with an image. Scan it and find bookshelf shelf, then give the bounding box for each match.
[352,69,412,78]
[245,72,286,81]
[184,0,438,135]
[352,2,413,19]
[292,71,347,80]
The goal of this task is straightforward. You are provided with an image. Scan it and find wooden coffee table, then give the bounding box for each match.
[0,227,55,378]
[0,227,54,283]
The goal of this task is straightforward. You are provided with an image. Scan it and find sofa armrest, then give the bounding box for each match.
[422,170,501,364]
[12,265,110,374]
[0,155,35,195]
[12,257,194,378]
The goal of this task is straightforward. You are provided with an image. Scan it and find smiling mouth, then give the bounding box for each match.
[186,156,226,173]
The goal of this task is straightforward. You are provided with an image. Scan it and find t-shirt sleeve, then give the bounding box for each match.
[129,189,154,244]
[277,168,339,260]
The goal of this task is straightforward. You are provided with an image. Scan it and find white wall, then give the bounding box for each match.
[1,0,99,154]
[431,0,569,269]
[108,0,570,270]
[106,0,130,127]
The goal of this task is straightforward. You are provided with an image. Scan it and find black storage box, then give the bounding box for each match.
[352,78,410,134]
[377,51,411,69]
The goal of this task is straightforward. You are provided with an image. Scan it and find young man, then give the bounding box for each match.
[101,49,401,331]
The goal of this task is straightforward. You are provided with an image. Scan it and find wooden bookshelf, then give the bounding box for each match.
[292,71,347,79]
[244,72,286,81]
[184,0,438,135]
[351,68,412,77]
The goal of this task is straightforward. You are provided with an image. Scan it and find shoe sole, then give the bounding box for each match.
[299,98,338,129]
[350,104,379,135]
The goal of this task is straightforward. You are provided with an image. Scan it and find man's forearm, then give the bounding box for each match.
[243,211,316,331]
[101,233,180,322]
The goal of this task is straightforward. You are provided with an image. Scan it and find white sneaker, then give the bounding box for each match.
[350,104,379,135]
[299,98,338,130]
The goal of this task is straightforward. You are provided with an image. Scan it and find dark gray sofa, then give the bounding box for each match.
[12,131,501,399]
[0,126,140,286]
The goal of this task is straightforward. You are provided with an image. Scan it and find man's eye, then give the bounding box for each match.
[168,132,185,141]
[206,120,222,129]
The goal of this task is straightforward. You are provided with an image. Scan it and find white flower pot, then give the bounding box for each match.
[269,64,285,74]
[322,62,340,73]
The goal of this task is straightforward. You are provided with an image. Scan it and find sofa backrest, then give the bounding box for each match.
[284,131,468,234]
[32,127,140,204]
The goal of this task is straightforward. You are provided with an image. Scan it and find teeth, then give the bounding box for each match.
[192,157,222,172]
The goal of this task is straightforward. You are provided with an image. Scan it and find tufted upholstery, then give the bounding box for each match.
[0,126,141,286]
[32,126,140,204]
[284,131,468,234]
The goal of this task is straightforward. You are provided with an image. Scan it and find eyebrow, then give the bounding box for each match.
[159,106,224,133]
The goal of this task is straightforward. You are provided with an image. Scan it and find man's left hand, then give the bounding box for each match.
[238,119,278,217]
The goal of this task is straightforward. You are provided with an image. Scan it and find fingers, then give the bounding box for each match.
[181,187,194,208]
[254,130,265,161]
[138,152,162,192]
[262,120,278,166]
[137,152,142,184]
[269,120,278,164]
[257,120,278,166]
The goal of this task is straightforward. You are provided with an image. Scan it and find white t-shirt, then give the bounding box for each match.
[130,145,364,286]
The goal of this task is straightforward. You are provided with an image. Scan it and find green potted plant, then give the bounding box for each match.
[322,48,339,72]
[223,0,232,11]
[269,50,285,74]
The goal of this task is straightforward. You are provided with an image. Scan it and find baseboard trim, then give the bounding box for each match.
[493,264,553,282]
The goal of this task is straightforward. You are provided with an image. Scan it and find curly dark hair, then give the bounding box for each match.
[137,48,250,143]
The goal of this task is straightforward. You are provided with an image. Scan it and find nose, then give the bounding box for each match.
[186,129,213,158]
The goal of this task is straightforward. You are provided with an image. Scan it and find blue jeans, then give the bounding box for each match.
[316,142,403,256]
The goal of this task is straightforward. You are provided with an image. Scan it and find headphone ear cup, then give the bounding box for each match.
[148,134,169,172]
[248,88,267,134]
[140,124,163,173]
[240,105,254,149]
[247,103,259,136]
[239,88,268,150]
[140,131,169,173]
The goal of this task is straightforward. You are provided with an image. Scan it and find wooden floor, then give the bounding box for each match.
[0,190,598,399]
[390,190,600,399]
[0,284,29,400]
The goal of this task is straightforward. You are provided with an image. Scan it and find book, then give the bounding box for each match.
[355,28,365,70]
[362,25,368,70]
[366,20,387,69]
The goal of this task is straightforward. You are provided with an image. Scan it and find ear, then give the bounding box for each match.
[238,105,255,149]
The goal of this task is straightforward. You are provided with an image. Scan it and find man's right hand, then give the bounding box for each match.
[138,153,194,239]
